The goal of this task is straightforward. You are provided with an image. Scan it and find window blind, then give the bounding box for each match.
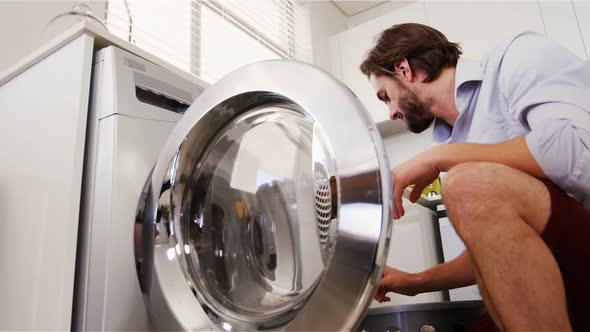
[105,0,312,83]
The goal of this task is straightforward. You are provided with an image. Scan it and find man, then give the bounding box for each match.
[360,23,590,331]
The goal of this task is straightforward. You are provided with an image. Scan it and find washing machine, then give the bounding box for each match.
[74,45,392,331]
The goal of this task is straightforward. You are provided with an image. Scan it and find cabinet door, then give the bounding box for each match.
[330,2,426,128]
[574,1,590,61]
[0,34,94,330]
[540,1,587,60]
[425,1,545,59]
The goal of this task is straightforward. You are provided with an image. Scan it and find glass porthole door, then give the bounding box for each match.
[135,60,392,331]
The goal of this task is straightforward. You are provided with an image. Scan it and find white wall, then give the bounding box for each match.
[303,0,347,73]
[347,0,590,61]
[330,1,428,130]
[0,1,105,72]
[346,1,420,28]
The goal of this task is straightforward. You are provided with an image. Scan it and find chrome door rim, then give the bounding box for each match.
[136,60,392,331]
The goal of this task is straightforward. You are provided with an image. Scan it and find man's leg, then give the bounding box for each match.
[442,162,571,331]
[472,262,502,329]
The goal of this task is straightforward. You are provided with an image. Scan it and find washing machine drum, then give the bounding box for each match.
[136,60,392,331]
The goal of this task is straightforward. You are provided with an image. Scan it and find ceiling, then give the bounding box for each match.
[330,1,388,16]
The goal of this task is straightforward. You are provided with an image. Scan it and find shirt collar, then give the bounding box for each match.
[432,58,484,143]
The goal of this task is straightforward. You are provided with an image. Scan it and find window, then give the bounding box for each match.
[105,0,312,83]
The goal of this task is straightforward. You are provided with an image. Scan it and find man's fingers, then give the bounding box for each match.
[391,170,406,219]
[375,287,387,302]
[376,293,391,302]
[392,185,404,219]
[409,184,426,203]
[375,289,392,303]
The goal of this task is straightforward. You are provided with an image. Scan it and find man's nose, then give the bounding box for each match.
[386,102,402,121]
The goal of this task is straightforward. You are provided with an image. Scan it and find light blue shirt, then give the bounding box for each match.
[433,32,590,196]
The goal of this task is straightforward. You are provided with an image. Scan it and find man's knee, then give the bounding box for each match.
[442,162,517,235]
[442,162,506,208]
[441,162,550,236]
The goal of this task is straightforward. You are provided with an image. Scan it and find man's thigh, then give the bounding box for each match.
[442,162,551,234]
[447,162,590,331]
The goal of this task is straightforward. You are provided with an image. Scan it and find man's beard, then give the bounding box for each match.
[398,87,435,133]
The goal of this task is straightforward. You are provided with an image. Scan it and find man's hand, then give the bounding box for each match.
[392,150,440,219]
[375,266,422,302]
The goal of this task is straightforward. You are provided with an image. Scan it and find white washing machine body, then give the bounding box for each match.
[74,45,207,331]
[75,44,393,331]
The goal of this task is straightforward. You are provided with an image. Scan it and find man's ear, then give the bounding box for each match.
[393,58,414,82]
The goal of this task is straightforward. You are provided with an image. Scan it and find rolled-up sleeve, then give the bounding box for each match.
[498,33,590,194]
[525,105,590,193]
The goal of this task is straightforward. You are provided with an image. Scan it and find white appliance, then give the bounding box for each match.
[73,46,204,331]
[437,205,481,301]
[1,22,393,331]
[75,44,393,331]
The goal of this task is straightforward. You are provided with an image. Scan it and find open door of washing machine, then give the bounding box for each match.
[135,60,393,331]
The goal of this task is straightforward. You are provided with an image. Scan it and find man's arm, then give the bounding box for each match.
[379,137,545,299]
[435,136,544,177]
[416,250,476,292]
[392,136,544,219]
[376,251,475,301]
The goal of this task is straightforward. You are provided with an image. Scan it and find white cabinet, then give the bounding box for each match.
[540,1,587,60]
[370,203,444,307]
[438,216,481,301]
[0,34,94,330]
[573,1,590,61]
[334,19,389,125]
[330,2,426,130]
[424,1,545,59]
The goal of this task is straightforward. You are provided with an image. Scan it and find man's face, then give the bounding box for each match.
[369,74,435,133]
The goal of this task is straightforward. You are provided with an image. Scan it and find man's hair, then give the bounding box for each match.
[360,23,462,82]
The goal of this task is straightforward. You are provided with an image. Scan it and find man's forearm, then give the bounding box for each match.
[431,136,546,179]
[414,250,476,293]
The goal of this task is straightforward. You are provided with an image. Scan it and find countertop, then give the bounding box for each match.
[0,19,207,89]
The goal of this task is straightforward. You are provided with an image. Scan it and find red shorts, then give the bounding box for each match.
[467,183,590,332]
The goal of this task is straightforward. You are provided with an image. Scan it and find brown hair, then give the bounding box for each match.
[360,23,462,82]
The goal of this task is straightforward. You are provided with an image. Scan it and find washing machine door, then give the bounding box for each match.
[136,60,392,331]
